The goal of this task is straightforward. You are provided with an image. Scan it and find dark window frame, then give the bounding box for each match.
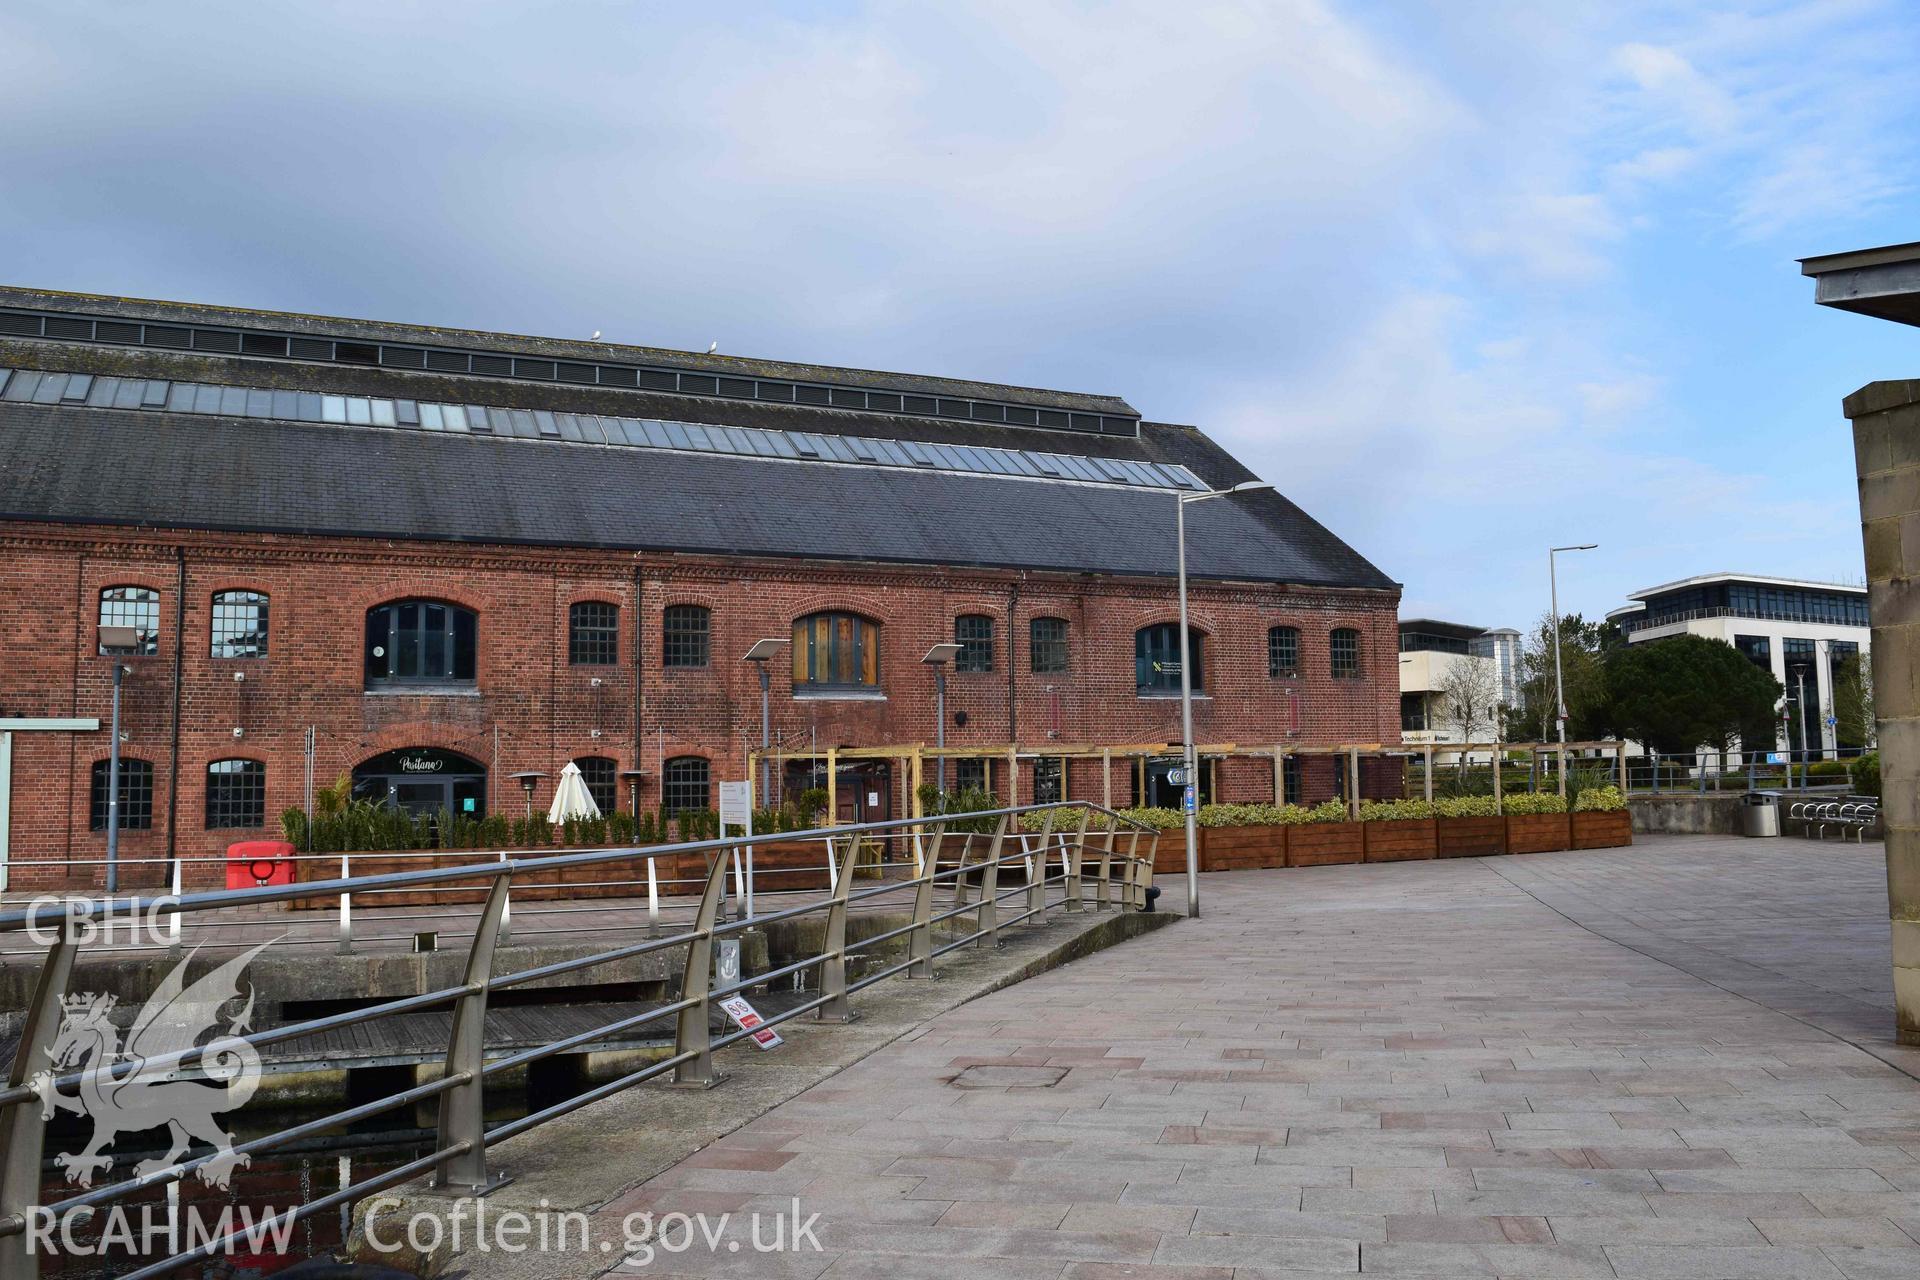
[1029,617,1069,674]
[99,585,161,655]
[210,590,270,659]
[662,604,711,669]
[1330,628,1362,680]
[1268,625,1300,677]
[205,758,266,829]
[90,758,154,830]
[954,758,990,794]
[1135,623,1203,696]
[663,756,711,815]
[364,599,477,687]
[955,614,995,673]
[569,601,620,666]
[575,755,618,814]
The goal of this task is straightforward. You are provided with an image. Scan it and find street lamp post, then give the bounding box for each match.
[922,643,964,792]
[1548,544,1598,798]
[98,625,138,896]
[1175,481,1274,919]
[742,638,789,804]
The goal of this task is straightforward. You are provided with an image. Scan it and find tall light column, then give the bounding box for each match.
[1175,481,1273,919]
[1548,543,1598,798]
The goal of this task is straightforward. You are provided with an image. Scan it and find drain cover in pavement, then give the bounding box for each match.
[949,1064,1068,1089]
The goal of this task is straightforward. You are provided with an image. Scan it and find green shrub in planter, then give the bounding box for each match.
[1503,792,1567,815]
[1849,751,1881,798]
[1572,785,1626,812]
[1359,799,1436,821]
[1294,800,1354,824]
[1434,795,1499,818]
[1197,803,1293,827]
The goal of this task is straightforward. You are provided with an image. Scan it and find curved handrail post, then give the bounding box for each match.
[909,821,946,979]
[978,814,1009,947]
[817,834,863,1023]
[672,849,734,1088]
[1027,809,1057,925]
[1,914,77,1280]
[433,873,512,1193]
[1064,809,1091,912]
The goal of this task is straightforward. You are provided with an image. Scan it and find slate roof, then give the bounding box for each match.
[0,287,1397,591]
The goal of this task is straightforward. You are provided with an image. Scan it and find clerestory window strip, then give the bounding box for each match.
[0,305,1140,437]
[0,366,1205,492]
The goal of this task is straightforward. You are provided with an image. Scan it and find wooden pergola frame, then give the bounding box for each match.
[748,739,1630,822]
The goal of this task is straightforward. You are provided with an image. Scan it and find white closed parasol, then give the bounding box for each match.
[546,760,602,824]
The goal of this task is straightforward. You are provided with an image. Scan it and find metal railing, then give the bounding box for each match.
[0,802,1158,1280]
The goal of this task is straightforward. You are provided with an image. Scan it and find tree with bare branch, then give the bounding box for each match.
[1438,656,1502,748]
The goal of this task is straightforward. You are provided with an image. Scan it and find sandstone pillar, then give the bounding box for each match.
[1849,378,1920,1044]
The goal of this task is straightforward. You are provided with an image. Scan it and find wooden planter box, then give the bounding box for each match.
[1200,825,1288,872]
[1151,834,1188,874]
[1570,809,1633,849]
[1503,813,1571,854]
[1436,815,1505,858]
[1364,818,1437,862]
[1288,822,1364,867]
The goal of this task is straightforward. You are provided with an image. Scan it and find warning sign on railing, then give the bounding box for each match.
[718,994,782,1049]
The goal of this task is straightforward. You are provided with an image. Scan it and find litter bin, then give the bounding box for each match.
[1741,793,1779,838]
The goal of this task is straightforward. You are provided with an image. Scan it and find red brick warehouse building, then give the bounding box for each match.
[0,286,1400,891]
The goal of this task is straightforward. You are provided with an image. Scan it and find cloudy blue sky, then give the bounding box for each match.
[2,1,1914,626]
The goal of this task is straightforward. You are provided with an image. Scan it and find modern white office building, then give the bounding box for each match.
[1606,573,1871,760]
[1399,619,1519,752]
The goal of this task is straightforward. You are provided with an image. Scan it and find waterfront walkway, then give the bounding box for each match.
[570,835,1920,1278]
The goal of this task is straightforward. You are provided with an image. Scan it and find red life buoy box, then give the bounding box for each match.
[226,839,295,889]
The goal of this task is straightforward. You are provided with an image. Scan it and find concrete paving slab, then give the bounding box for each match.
[408,835,1920,1278]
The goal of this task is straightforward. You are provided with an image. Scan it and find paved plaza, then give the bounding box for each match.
[590,834,1920,1278]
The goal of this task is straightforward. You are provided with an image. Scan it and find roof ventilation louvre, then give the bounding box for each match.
[637,370,677,391]
[795,385,830,406]
[938,399,971,419]
[866,392,902,413]
[241,334,290,357]
[716,377,754,398]
[901,395,935,415]
[334,341,378,365]
[555,362,595,384]
[44,317,93,341]
[94,321,142,344]
[828,389,865,408]
[0,313,43,336]
[598,367,638,388]
[287,337,333,360]
[755,381,794,402]
[470,354,512,377]
[1068,413,1100,432]
[680,374,718,395]
[424,350,469,373]
[970,403,1005,422]
[514,358,556,381]
[192,330,242,354]
[1037,409,1069,429]
[380,346,427,369]
[1101,416,1137,436]
[1005,407,1037,426]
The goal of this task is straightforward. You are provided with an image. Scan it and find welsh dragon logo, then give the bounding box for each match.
[31,939,273,1190]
